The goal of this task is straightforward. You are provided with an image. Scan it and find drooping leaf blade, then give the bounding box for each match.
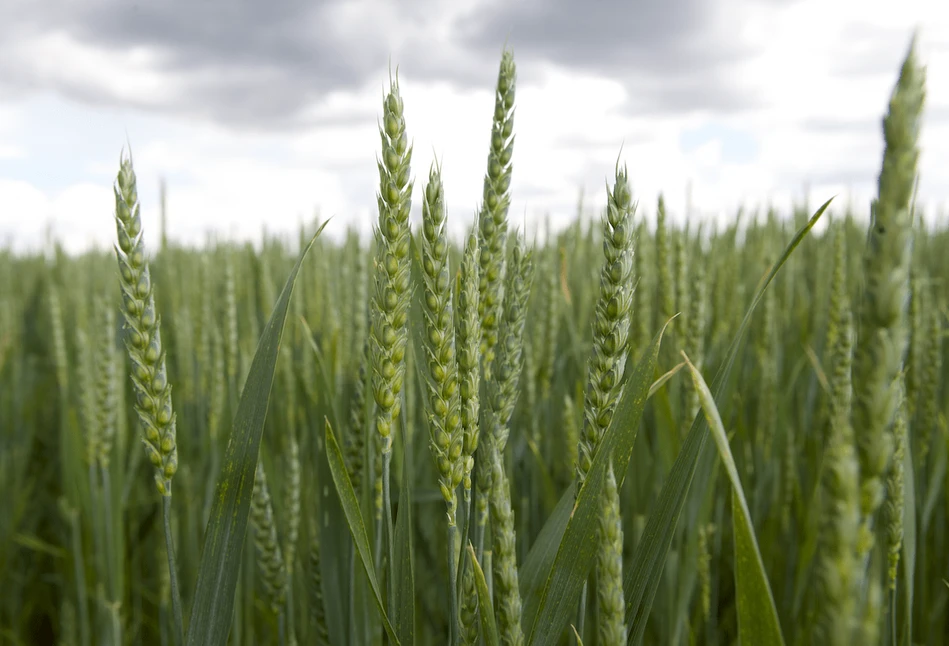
[624,198,832,645]
[324,419,401,644]
[313,435,351,646]
[468,544,500,646]
[527,321,668,645]
[520,482,574,628]
[520,358,683,630]
[298,315,343,433]
[685,354,785,646]
[186,221,328,646]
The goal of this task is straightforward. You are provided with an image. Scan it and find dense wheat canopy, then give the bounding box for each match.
[0,25,947,646]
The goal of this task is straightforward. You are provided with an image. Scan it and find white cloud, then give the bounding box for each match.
[6,30,178,109]
[0,179,114,254]
[0,0,946,253]
[0,145,23,160]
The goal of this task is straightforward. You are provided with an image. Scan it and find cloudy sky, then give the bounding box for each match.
[0,0,946,254]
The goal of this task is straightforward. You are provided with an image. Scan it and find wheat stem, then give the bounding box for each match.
[162,495,184,646]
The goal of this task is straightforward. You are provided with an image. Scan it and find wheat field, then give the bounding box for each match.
[0,36,946,646]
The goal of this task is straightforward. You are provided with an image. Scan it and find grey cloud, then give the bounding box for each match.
[0,0,400,128]
[0,0,789,129]
[454,0,779,114]
[455,0,720,71]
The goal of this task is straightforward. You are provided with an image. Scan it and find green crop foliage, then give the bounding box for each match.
[0,34,945,646]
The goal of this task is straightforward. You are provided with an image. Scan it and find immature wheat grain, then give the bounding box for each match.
[853,38,925,558]
[489,444,524,646]
[597,461,625,646]
[224,257,239,391]
[112,153,178,497]
[369,72,414,605]
[418,162,465,526]
[457,228,482,502]
[351,235,370,370]
[673,227,687,324]
[284,434,302,574]
[816,306,860,646]
[76,328,101,467]
[459,558,480,645]
[577,164,635,644]
[486,238,533,646]
[111,151,184,644]
[576,164,635,490]
[346,336,371,496]
[539,240,559,402]
[885,386,907,590]
[48,286,70,394]
[859,563,884,644]
[251,462,288,617]
[905,275,924,417]
[487,238,533,453]
[915,299,942,460]
[682,245,707,431]
[632,221,651,357]
[93,297,117,468]
[369,74,413,456]
[478,49,517,379]
[306,524,330,645]
[697,523,715,623]
[476,236,532,546]
[208,327,226,441]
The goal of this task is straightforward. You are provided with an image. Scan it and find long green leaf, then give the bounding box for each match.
[527,321,668,645]
[324,419,401,645]
[520,482,574,628]
[315,442,352,645]
[468,544,500,646]
[186,221,328,646]
[624,197,832,645]
[685,355,785,646]
[520,361,683,629]
[299,315,342,432]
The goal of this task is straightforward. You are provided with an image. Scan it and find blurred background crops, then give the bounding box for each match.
[1,45,947,646]
[1,199,946,644]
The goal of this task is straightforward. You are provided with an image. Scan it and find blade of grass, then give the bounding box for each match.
[684,352,785,646]
[624,197,832,645]
[520,483,574,628]
[313,435,352,646]
[526,320,669,645]
[524,436,557,512]
[468,544,500,646]
[519,360,682,629]
[649,362,686,399]
[298,316,342,433]
[324,418,401,645]
[186,221,328,646]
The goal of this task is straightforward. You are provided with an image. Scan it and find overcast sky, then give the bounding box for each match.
[0,0,946,253]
